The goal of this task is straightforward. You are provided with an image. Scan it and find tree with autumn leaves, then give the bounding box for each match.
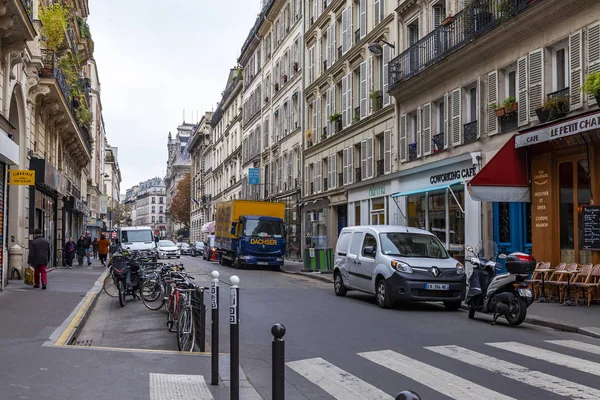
[169,173,191,229]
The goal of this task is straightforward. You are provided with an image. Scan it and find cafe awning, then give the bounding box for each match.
[391,182,462,198]
[468,135,530,203]
[201,221,215,233]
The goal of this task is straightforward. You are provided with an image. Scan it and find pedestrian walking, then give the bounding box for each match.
[27,229,50,290]
[86,244,93,267]
[64,237,76,269]
[92,238,98,259]
[76,235,87,266]
[97,234,111,267]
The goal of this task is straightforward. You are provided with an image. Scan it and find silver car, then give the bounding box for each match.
[333,225,466,310]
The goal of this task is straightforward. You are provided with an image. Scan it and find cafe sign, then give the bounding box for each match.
[369,186,385,197]
[516,112,600,148]
[8,170,35,185]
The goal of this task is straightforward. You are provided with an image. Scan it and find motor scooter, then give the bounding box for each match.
[465,240,536,326]
[109,251,142,307]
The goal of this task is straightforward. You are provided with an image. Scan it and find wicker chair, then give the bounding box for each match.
[526,262,551,299]
[545,263,568,302]
[574,264,600,307]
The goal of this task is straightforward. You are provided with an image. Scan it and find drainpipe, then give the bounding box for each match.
[300,0,306,262]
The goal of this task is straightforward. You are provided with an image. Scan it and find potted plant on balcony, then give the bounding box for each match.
[581,71,600,105]
[535,97,569,123]
[39,3,69,52]
[441,13,455,26]
[503,96,518,114]
[328,112,342,123]
[304,129,313,147]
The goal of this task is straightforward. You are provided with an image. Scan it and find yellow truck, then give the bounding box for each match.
[215,200,286,270]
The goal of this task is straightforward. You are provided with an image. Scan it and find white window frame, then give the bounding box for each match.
[504,64,517,100]
[551,43,570,92]
[466,84,477,123]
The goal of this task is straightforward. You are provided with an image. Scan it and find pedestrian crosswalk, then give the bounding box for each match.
[286,340,600,399]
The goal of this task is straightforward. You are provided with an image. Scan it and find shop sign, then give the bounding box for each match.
[368,186,385,197]
[8,170,35,185]
[429,167,477,185]
[515,112,600,148]
[532,168,551,229]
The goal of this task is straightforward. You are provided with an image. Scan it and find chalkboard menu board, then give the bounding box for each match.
[582,205,600,251]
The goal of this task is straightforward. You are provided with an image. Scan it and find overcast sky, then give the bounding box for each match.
[88,0,261,192]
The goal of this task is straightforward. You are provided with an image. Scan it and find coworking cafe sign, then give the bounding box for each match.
[8,170,35,185]
[515,111,600,148]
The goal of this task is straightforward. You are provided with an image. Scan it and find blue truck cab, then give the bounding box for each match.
[230,216,286,269]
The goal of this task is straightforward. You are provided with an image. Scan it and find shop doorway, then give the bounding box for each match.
[337,205,347,235]
[493,202,532,270]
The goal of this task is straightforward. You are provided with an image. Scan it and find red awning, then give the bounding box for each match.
[468,135,530,202]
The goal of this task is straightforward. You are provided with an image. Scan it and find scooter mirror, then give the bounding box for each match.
[465,245,473,252]
[499,253,507,259]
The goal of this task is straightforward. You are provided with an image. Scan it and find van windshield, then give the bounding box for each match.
[379,233,449,259]
[244,219,283,238]
[122,230,153,244]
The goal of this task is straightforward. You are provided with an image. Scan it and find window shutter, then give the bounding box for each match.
[316,96,322,140]
[313,0,317,22]
[399,114,407,162]
[326,155,332,190]
[422,102,432,155]
[290,98,295,132]
[360,0,367,39]
[326,26,331,69]
[379,0,385,23]
[374,0,381,26]
[348,146,354,184]
[586,22,600,105]
[443,93,449,148]
[487,70,498,135]
[361,140,367,181]
[416,106,422,158]
[341,75,348,128]
[312,100,317,136]
[348,4,353,47]
[317,160,322,193]
[325,88,331,135]
[331,154,337,189]
[367,56,373,115]
[332,21,337,63]
[343,148,348,185]
[451,88,462,146]
[367,137,374,179]
[476,76,481,138]
[331,85,336,131]
[278,156,283,192]
[517,55,529,126]
[383,44,391,106]
[341,8,348,54]
[360,62,367,119]
[528,49,544,120]
[433,5,442,29]
[384,130,392,173]
[347,71,353,126]
[304,164,309,196]
[309,46,315,84]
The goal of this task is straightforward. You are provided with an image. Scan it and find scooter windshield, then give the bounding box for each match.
[474,240,498,262]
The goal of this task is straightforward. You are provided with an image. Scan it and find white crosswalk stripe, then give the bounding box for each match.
[427,345,600,399]
[286,357,392,399]
[359,350,514,400]
[487,342,600,377]
[546,340,600,356]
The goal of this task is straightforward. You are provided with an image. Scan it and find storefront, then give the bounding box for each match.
[1,128,19,289]
[64,196,88,242]
[391,153,482,264]
[274,191,302,260]
[348,181,398,227]
[302,198,329,250]
[30,157,68,268]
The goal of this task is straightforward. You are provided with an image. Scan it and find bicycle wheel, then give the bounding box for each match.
[141,279,165,311]
[103,274,118,298]
[118,280,126,307]
[177,307,195,352]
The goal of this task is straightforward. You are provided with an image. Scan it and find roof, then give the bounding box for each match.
[340,225,436,235]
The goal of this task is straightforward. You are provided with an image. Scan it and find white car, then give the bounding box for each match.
[157,240,180,259]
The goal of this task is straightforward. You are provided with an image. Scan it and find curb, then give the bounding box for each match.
[281,267,333,284]
[460,304,600,339]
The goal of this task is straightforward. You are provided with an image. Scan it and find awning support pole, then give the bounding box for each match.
[393,197,406,223]
[448,186,465,214]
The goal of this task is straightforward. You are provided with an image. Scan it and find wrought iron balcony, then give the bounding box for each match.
[389,0,534,91]
[21,0,33,20]
[377,159,384,177]
[408,143,417,161]
[463,121,478,144]
[355,167,362,183]
[500,111,518,133]
[432,133,445,153]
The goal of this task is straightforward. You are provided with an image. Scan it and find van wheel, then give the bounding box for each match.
[334,272,347,297]
[444,301,462,311]
[376,278,393,308]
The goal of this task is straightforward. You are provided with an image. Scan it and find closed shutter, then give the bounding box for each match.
[332,21,337,64]
[416,106,422,158]
[309,46,315,84]
[325,88,331,136]
[330,154,337,189]
[326,155,332,191]
[451,88,462,146]
[290,98,295,132]
[443,92,449,148]
[374,0,381,26]
[383,44,391,106]
[367,137,374,179]
[517,55,529,126]
[331,85,336,133]
[360,62,367,119]
[316,160,322,193]
[476,76,481,138]
[586,22,600,105]
[316,96,322,140]
[487,70,498,135]
[326,26,331,69]
[343,148,348,185]
[312,100,317,136]
[347,71,353,126]
[528,49,544,120]
[313,0,317,23]
[348,4,353,48]
[384,130,392,173]
[422,102,432,155]
[360,0,367,39]
[341,75,348,128]
[287,152,292,188]
[278,156,283,192]
[361,140,367,181]
[433,5,442,29]
[379,0,384,23]
[304,164,310,196]
[399,114,407,162]
[348,146,354,184]
[367,56,373,115]
[341,8,348,54]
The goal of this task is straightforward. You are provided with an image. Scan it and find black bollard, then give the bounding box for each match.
[395,390,421,400]
[210,271,219,386]
[229,275,240,400]
[272,323,286,400]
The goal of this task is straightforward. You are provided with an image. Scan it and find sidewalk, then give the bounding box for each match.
[0,260,229,400]
[282,259,333,283]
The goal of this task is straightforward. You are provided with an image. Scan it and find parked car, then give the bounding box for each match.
[178,242,192,255]
[204,235,216,260]
[191,242,205,257]
[156,240,180,259]
[333,225,466,310]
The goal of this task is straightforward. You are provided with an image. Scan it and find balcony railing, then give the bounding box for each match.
[463,121,478,144]
[389,0,533,91]
[432,133,445,153]
[376,159,384,177]
[22,0,33,20]
[338,172,343,188]
[408,143,417,161]
[355,167,361,183]
[500,111,518,133]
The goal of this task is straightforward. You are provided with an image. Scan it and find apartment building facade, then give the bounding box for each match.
[302,0,397,252]
[188,112,212,243]
[388,0,600,266]
[133,178,166,237]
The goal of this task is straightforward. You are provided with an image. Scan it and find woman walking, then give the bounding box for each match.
[64,237,76,269]
[97,234,111,267]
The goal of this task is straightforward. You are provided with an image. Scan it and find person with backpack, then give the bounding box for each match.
[27,229,51,290]
[76,235,87,266]
[64,237,76,269]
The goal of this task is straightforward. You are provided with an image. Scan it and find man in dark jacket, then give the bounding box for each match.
[28,228,51,290]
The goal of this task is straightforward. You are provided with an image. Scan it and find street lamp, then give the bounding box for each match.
[368,40,396,56]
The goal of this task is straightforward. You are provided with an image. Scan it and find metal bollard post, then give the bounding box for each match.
[210,271,219,386]
[271,323,286,400]
[230,275,240,400]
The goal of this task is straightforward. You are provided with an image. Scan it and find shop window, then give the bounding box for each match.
[362,234,377,258]
[371,197,386,225]
[355,202,361,225]
[407,194,425,228]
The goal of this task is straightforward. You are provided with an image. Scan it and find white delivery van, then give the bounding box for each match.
[116,226,156,251]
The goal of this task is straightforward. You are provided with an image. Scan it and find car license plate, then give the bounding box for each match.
[518,288,533,298]
[258,262,268,265]
[425,283,450,290]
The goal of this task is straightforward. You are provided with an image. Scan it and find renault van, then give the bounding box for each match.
[333,225,466,310]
